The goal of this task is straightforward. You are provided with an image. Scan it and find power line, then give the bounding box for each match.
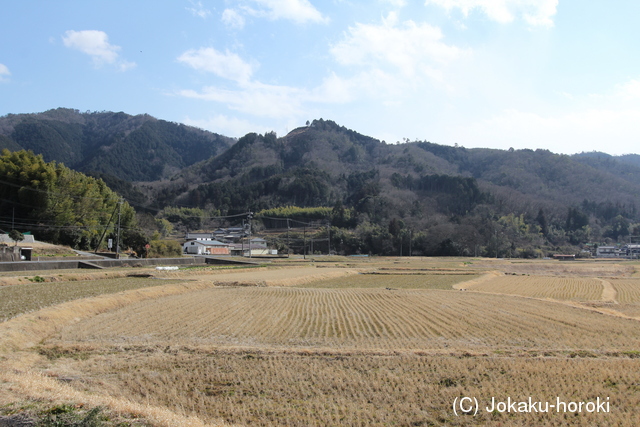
[0,178,119,202]
[0,218,139,232]
[257,215,326,227]
[125,199,253,220]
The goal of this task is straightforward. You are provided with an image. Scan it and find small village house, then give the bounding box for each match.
[182,239,229,255]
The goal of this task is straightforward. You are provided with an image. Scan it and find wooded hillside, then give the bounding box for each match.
[0,108,234,182]
[2,112,639,257]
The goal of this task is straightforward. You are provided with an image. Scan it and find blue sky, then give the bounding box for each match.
[1,0,639,155]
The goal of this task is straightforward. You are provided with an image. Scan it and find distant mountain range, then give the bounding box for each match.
[2,108,639,255]
[0,108,234,182]
[164,118,640,219]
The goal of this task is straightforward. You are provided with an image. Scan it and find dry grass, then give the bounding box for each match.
[299,273,477,289]
[150,266,359,287]
[27,241,78,257]
[54,287,640,352]
[610,278,640,303]
[0,280,228,356]
[2,368,231,427]
[605,278,640,319]
[3,257,640,426]
[37,346,640,427]
[467,275,605,301]
[0,277,184,322]
[0,269,138,285]
[273,256,489,270]
[0,280,234,426]
[609,305,640,319]
[503,260,637,278]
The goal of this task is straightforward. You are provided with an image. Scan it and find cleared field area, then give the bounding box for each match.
[503,260,637,277]
[56,287,640,351]
[612,305,640,318]
[299,273,477,289]
[4,258,640,426]
[467,275,604,301]
[610,279,640,303]
[42,347,640,427]
[168,266,358,287]
[607,279,640,318]
[0,277,184,322]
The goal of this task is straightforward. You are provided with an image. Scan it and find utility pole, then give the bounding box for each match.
[303,225,306,260]
[115,198,123,259]
[287,218,290,257]
[327,222,331,256]
[248,212,253,258]
[95,202,119,254]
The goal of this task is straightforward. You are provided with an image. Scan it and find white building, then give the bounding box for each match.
[228,238,277,257]
[596,246,617,257]
[183,240,229,255]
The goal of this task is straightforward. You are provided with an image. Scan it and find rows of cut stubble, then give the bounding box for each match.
[30,259,640,426]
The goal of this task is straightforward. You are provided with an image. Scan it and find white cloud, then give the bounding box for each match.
[381,0,407,7]
[63,30,118,63]
[613,79,640,100]
[186,0,211,18]
[177,47,255,84]
[183,114,259,137]
[420,75,640,155]
[179,81,305,118]
[222,8,246,29]
[581,77,640,109]
[310,69,412,105]
[177,69,356,120]
[62,30,136,70]
[176,14,468,123]
[308,72,356,104]
[330,13,465,79]
[177,47,308,118]
[425,0,558,27]
[245,0,329,24]
[0,63,10,82]
[447,106,640,155]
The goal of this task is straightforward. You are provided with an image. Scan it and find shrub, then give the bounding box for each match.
[148,239,182,258]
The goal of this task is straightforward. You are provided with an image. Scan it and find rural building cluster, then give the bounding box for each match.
[182,229,278,257]
[596,244,640,258]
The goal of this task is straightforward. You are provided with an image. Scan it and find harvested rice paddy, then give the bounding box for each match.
[0,277,183,322]
[2,257,640,426]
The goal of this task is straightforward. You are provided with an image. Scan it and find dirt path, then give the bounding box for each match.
[598,278,618,303]
[453,271,639,322]
[452,271,501,290]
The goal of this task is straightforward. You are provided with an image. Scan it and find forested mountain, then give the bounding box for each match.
[142,118,640,256]
[2,111,639,257]
[0,108,234,182]
[431,147,640,218]
[161,119,464,213]
[159,119,640,219]
[619,154,640,168]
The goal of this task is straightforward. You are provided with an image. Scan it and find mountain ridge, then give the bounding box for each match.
[0,108,234,182]
[2,109,640,256]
